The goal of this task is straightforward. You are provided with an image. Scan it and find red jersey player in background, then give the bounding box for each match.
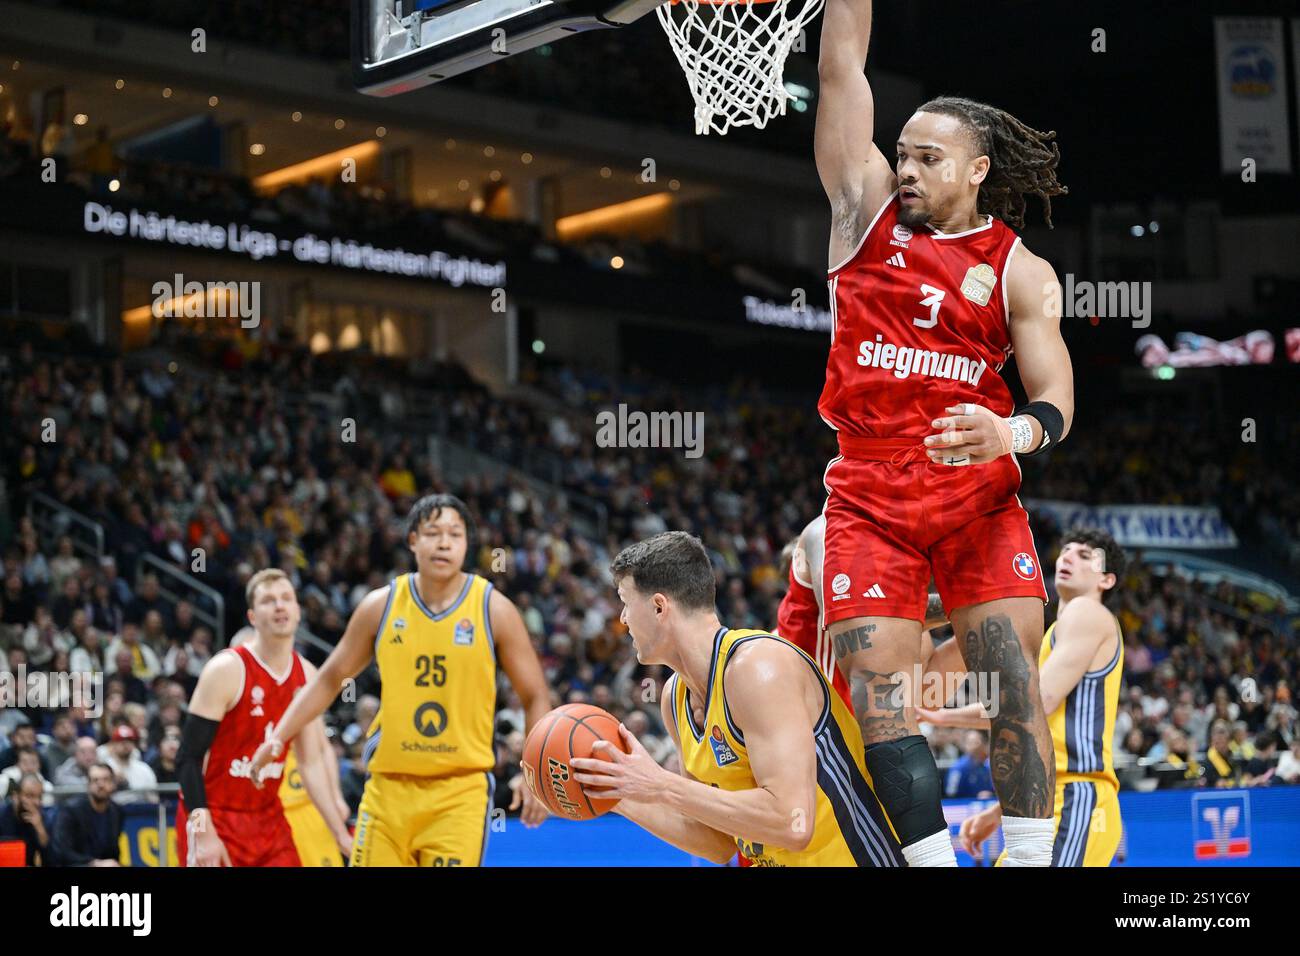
[815,0,1073,866]
[775,515,950,712]
[175,568,350,866]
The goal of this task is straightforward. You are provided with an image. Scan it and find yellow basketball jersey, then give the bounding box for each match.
[364,573,497,777]
[671,627,901,867]
[1040,614,1123,790]
[279,748,310,809]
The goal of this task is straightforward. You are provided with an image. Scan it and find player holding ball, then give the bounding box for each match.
[564,532,902,867]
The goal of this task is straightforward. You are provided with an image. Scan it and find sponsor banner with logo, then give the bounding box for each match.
[1215,17,1292,174]
[1024,499,1239,549]
[479,788,1300,866]
[119,802,179,867]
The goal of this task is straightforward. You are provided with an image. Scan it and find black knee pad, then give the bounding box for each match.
[863,734,947,847]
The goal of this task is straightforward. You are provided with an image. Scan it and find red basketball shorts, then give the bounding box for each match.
[821,436,1047,625]
[178,800,302,867]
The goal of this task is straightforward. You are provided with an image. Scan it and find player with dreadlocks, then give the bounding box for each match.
[812,0,1074,866]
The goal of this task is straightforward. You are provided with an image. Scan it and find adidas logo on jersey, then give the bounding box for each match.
[862,583,887,599]
[389,633,403,644]
[885,252,907,268]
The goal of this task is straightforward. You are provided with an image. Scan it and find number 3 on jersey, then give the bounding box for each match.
[913,284,945,329]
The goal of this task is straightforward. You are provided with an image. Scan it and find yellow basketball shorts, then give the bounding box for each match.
[996,778,1122,867]
[283,801,344,867]
[351,771,496,867]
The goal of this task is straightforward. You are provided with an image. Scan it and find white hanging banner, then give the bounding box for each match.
[1215,17,1292,175]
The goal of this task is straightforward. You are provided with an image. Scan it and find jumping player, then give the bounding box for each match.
[249,493,551,866]
[176,569,350,867]
[571,532,902,867]
[921,529,1127,866]
[815,0,1074,865]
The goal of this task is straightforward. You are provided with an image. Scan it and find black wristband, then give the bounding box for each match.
[176,713,221,811]
[1015,401,1065,455]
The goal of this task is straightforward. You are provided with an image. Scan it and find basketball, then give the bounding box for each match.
[521,704,629,821]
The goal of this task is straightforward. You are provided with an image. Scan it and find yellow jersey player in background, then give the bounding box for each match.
[280,744,350,866]
[920,528,1126,866]
[570,532,902,867]
[251,493,552,866]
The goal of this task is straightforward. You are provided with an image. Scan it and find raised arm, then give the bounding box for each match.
[816,0,896,264]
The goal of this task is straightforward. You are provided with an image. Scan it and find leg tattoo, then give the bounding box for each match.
[850,668,910,744]
[961,614,1053,817]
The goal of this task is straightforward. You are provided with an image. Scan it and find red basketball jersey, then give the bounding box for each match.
[775,565,853,712]
[201,644,306,813]
[819,193,1022,439]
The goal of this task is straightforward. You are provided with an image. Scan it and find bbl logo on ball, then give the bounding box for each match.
[413,701,448,737]
[1012,552,1038,581]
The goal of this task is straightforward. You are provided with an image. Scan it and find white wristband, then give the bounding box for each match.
[1007,415,1035,453]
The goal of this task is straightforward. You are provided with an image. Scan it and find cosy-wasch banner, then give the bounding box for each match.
[1024,499,1240,549]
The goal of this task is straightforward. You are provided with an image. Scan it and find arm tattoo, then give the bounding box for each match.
[832,624,876,660]
[850,668,909,744]
[961,614,1053,817]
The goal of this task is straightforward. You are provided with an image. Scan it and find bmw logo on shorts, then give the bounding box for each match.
[1012,552,1038,580]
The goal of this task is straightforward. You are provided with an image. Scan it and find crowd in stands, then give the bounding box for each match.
[1,334,1296,865]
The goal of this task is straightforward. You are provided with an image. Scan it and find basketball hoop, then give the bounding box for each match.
[657,0,825,136]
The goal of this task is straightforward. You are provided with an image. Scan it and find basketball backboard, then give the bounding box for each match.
[351,0,664,96]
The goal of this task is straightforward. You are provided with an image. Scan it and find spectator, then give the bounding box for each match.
[124,575,170,630]
[41,714,78,771]
[50,575,88,631]
[1202,720,1241,788]
[106,649,150,705]
[0,773,54,866]
[342,695,380,748]
[1276,737,1300,784]
[51,763,123,867]
[0,721,39,773]
[0,748,53,805]
[53,736,99,792]
[20,606,74,668]
[1242,732,1280,786]
[69,627,106,674]
[945,730,995,799]
[97,724,158,804]
[148,728,181,787]
[106,623,162,684]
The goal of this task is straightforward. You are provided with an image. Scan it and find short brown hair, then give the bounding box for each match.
[245,568,292,606]
[610,532,715,613]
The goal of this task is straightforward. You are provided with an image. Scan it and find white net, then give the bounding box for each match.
[657,0,826,136]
